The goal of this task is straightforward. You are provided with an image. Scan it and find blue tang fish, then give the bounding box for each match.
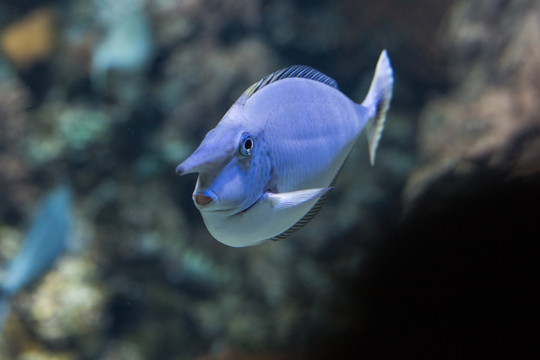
[0,184,72,329]
[176,50,394,247]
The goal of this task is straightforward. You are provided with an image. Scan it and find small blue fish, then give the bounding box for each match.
[0,184,72,329]
[176,51,394,247]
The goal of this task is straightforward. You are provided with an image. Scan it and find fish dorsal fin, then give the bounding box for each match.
[243,65,338,99]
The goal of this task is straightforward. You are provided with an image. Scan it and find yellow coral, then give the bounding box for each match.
[0,7,56,69]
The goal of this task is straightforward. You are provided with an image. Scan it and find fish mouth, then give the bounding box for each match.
[193,189,220,210]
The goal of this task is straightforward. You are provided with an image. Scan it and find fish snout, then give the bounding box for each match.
[175,164,187,175]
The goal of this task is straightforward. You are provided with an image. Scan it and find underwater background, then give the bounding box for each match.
[0,0,538,359]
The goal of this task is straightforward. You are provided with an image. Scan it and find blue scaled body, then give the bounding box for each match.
[177,51,394,247]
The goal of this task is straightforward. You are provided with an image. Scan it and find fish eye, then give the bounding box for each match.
[239,134,254,156]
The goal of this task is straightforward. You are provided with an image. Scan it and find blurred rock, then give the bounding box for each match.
[1,256,105,359]
[0,79,37,221]
[91,1,153,94]
[13,350,76,360]
[150,0,261,47]
[99,340,145,360]
[0,7,56,69]
[196,347,298,360]
[406,0,540,205]
[23,102,113,167]
[25,256,105,345]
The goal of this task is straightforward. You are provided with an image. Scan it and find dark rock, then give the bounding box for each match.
[309,167,539,360]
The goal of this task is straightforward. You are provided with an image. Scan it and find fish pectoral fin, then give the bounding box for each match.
[264,188,332,210]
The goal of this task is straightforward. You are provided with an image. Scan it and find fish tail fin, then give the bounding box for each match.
[361,50,394,166]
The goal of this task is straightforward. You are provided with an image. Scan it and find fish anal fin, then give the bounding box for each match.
[268,187,333,241]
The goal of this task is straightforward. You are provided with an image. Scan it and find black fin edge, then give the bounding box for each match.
[270,187,333,241]
[244,65,338,99]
